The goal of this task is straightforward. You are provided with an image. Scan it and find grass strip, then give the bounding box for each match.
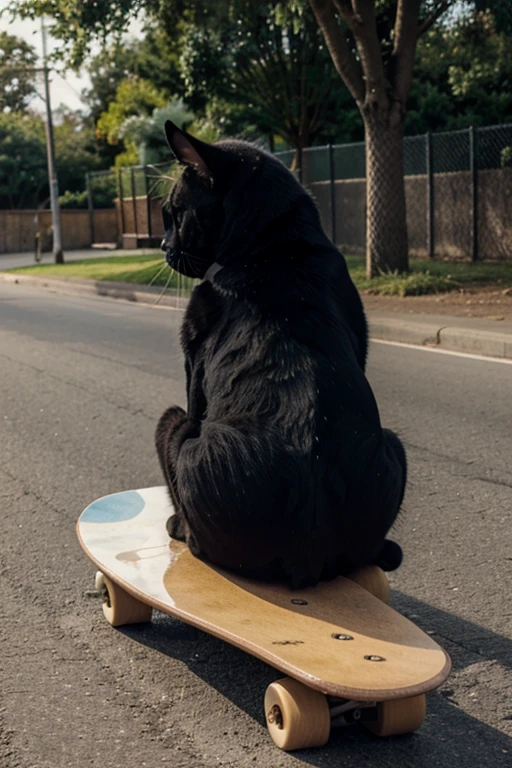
[6,253,512,297]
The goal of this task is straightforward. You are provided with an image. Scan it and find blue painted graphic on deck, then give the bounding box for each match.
[81,490,145,523]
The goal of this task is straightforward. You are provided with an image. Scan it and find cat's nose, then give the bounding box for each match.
[160,238,167,252]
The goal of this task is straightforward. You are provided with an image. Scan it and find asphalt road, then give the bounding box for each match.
[0,281,510,768]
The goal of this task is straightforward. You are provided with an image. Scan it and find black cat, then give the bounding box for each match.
[156,120,406,588]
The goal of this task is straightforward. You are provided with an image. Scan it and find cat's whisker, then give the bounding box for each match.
[155,269,174,305]
[147,261,168,288]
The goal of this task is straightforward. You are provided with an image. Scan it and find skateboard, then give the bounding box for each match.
[77,486,451,751]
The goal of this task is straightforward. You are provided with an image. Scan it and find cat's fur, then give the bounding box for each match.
[156,121,406,588]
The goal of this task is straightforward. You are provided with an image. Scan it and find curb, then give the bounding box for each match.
[2,271,511,361]
[368,314,512,359]
[0,271,189,310]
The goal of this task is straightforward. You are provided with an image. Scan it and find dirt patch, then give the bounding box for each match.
[362,286,512,322]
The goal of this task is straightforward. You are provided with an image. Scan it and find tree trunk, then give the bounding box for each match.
[363,109,409,278]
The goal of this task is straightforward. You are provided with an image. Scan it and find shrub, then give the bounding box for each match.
[58,189,88,209]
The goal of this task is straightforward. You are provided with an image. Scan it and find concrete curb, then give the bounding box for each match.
[368,313,512,359]
[2,271,511,360]
[0,271,189,310]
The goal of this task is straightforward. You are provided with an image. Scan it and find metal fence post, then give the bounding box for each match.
[86,172,95,246]
[425,132,434,259]
[328,143,336,245]
[469,125,479,261]
[144,166,152,241]
[117,169,126,239]
[131,168,138,239]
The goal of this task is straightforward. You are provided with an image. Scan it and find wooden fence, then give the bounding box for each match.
[0,209,118,254]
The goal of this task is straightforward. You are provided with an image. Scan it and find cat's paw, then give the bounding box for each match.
[166,513,187,541]
[374,539,403,572]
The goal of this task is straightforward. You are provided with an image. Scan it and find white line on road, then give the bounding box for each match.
[372,338,512,365]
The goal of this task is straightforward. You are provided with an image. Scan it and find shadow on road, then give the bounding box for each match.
[119,590,511,766]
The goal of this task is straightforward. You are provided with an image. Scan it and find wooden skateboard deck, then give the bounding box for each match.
[77,487,451,749]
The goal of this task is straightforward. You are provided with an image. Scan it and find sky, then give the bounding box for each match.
[1,14,143,114]
[1,16,90,111]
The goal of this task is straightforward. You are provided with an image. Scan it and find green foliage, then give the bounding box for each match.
[96,77,167,145]
[121,101,195,165]
[53,108,103,193]
[95,76,169,167]
[501,146,512,168]
[406,9,512,133]
[5,0,150,68]
[0,108,104,209]
[347,254,512,295]
[89,172,118,207]
[176,1,356,154]
[59,189,88,208]
[82,31,182,122]
[0,111,47,208]
[361,271,460,297]
[0,31,39,113]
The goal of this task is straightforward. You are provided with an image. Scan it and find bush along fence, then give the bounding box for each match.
[275,123,512,262]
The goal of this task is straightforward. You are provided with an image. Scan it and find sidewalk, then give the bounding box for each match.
[1,264,511,360]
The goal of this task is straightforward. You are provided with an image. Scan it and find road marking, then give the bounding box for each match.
[372,338,512,365]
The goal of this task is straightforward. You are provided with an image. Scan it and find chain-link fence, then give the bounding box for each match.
[86,169,118,246]
[276,122,512,261]
[96,123,512,260]
[117,162,175,249]
[87,162,175,249]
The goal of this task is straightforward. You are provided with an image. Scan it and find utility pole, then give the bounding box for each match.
[41,19,64,263]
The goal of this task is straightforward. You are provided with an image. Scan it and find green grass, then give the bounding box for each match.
[345,255,512,297]
[7,254,196,292]
[6,253,512,298]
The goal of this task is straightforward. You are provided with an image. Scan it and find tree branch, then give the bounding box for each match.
[333,0,387,108]
[417,1,453,38]
[307,0,365,105]
[390,0,421,109]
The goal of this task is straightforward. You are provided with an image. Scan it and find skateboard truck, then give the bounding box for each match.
[268,697,377,730]
[327,698,378,727]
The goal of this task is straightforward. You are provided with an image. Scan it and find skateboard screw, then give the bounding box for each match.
[332,633,354,641]
[364,655,386,662]
[267,704,284,729]
[353,708,361,721]
[291,599,308,606]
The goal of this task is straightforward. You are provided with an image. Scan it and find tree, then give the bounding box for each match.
[407,9,512,134]
[306,0,465,276]
[10,0,507,275]
[82,33,184,166]
[95,76,168,166]
[177,3,349,165]
[0,32,39,113]
[82,31,182,122]
[0,112,47,207]
[0,108,104,209]
[53,107,103,193]
[10,1,362,162]
[120,101,195,165]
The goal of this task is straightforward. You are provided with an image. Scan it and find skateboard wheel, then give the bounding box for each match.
[95,571,152,627]
[264,677,330,751]
[347,566,390,603]
[364,694,426,737]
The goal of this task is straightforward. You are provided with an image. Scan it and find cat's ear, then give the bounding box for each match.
[165,120,213,180]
